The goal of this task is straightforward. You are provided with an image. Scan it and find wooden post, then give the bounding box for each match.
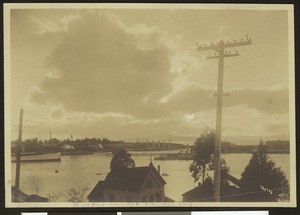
[197,37,251,201]
[14,109,23,201]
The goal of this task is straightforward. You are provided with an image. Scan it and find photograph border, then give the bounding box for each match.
[3,2,297,209]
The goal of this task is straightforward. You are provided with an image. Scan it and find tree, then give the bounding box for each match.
[67,185,90,202]
[239,141,289,201]
[189,130,237,201]
[48,191,64,202]
[189,130,215,184]
[110,149,135,170]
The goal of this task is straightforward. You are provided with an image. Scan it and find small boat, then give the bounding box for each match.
[11,152,61,162]
[96,173,102,175]
[154,154,178,160]
[55,170,59,173]
[162,173,169,177]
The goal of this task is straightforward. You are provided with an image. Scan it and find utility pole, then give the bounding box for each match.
[14,109,23,202]
[197,36,251,201]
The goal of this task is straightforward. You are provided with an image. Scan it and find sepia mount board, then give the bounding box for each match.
[3,3,296,208]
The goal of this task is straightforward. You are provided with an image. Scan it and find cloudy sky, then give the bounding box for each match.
[8,6,292,144]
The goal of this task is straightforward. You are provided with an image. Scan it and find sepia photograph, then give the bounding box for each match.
[4,3,296,207]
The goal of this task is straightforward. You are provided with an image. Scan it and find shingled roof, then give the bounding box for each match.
[87,180,104,201]
[103,164,166,192]
[88,163,166,201]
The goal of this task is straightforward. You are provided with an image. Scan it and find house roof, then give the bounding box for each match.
[88,163,166,200]
[164,196,175,202]
[182,174,241,202]
[182,185,213,201]
[11,186,48,202]
[87,180,104,200]
[25,194,49,202]
[103,163,166,192]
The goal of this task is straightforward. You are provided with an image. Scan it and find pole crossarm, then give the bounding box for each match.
[224,38,252,48]
[197,43,220,51]
[207,53,239,59]
[197,38,252,52]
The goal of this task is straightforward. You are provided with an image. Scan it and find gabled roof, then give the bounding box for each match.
[103,164,166,192]
[87,180,104,200]
[88,164,166,201]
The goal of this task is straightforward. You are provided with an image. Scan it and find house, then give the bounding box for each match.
[182,182,213,202]
[182,175,241,202]
[88,163,174,202]
[11,186,48,202]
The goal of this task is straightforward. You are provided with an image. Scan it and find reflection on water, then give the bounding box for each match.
[10,153,289,202]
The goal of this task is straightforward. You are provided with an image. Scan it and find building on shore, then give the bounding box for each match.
[265,140,289,153]
[88,163,174,202]
[11,186,48,202]
[182,174,241,202]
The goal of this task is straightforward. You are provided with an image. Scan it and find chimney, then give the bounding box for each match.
[158,165,160,174]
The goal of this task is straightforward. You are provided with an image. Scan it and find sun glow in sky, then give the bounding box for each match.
[8,6,292,144]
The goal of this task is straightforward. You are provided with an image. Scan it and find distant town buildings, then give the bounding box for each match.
[134,141,184,151]
[88,163,174,202]
[265,140,289,153]
[220,139,290,154]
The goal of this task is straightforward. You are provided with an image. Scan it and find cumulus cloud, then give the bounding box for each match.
[30,13,173,118]
[166,84,289,114]
[227,85,289,114]
[10,9,291,143]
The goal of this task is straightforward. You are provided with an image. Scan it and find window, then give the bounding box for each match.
[109,194,115,201]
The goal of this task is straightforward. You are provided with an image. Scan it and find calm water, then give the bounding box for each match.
[10,152,290,202]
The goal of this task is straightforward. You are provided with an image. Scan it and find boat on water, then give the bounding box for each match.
[154,154,178,160]
[11,152,61,162]
[154,152,194,160]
